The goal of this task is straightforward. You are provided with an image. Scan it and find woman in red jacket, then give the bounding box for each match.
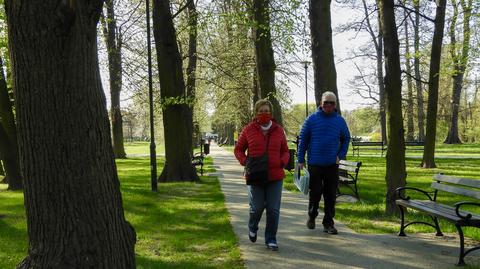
[234,99,290,251]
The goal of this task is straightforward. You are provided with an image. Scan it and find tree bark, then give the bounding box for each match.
[252,0,283,125]
[379,0,406,215]
[0,55,22,190]
[309,0,340,113]
[186,0,198,153]
[414,1,425,141]
[5,1,136,267]
[421,0,447,168]
[404,8,415,141]
[153,0,199,182]
[375,0,387,143]
[102,0,127,158]
[444,0,472,144]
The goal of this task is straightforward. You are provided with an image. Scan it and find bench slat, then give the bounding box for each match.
[396,199,480,222]
[338,164,358,173]
[433,174,480,189]
[339,176,353,183]
[431,182,480,199]
[339,160,360,167]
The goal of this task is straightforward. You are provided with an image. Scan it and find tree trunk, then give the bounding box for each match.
[444,0,472,144]
[102,0,126,159]
[252,0,283,125]
[309,0,340,113]
[379,0,406,215]
[404,8,415,141]
[186,0,198,154]
[421,0,447,168]
[5,0,136,267]
[376,1,387,143]
[153,0,199,182]
[0,55,22,190]
[414,1,425,141]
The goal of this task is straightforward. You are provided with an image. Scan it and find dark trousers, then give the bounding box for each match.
[308,164,339,227]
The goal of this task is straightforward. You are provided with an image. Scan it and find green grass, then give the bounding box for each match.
[0,157,242,269]
[284,156,480,240]
[347,143,480,157]
[124,142,165,155]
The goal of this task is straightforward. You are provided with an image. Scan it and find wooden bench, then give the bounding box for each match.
[404,141,424,150]
[218,137,228,147]
[337,160,362,199]
[191,152,204,176]
[395,174,480,266]
[351,141,386,157]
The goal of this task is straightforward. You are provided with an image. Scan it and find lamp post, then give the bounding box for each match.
[302,61,310,118]
[146,0,157,192]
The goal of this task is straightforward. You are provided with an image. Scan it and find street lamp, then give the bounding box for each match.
[146,0,157,192]
[301,60,310,118]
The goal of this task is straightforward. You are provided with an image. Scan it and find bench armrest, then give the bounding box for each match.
[395,187,434,201]
[454,202,480,220]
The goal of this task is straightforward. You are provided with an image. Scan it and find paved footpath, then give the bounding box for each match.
[210,143,480,269]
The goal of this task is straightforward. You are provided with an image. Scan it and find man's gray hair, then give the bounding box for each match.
[321,91,337,102]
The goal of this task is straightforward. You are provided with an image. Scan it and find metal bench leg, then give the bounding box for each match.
[398,205,406,236]
[455,224,466,266]
[432,216,443,236]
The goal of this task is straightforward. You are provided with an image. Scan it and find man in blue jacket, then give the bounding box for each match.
[297,91,350,234]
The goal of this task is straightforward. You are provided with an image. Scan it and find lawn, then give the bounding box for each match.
[0,156,243,269]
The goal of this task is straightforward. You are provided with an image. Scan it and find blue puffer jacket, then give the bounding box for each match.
[297,108,350,166]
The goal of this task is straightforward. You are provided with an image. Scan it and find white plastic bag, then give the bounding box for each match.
[293,164,310,195]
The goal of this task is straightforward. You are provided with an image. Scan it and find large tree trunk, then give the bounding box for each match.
[376,1,387,143]
[252,0,283,125]
[444,0,472,144]
[186,0,198,153]
[0,55,22,190]
[404,8,415,141]
[5,1,136,267]
[153,0,199,182]
[309,0,340,113]
[379,0,406,215]
[414,1,425,141]
[102,0,127,158]
[422,0,447,168]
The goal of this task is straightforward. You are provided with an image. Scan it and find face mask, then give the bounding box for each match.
[256,112,272,125]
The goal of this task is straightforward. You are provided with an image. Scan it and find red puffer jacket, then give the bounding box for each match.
[234,120,290,181]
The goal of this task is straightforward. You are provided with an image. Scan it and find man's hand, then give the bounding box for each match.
[336,156,340,164]
[298,163,305,170]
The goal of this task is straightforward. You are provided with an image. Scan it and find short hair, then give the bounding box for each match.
[254,99,274,114]
[321,91,337,103]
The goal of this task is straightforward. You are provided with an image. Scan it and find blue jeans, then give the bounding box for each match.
[248,180,283,244]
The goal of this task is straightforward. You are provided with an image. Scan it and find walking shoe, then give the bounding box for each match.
[266,242,279,251]
[323,225,338,235]
[307,217,315,229]
[248,231,257,243]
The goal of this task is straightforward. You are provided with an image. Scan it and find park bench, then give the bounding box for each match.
[337,160,362,200]
[404,141,424,151]
[191,142,210,176]
[395,174,480,266]
[351,141,386,157]
[218,137,228,147]
[191,153,204,176]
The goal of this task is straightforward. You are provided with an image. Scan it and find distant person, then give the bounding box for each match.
[234,99,290,251]
[297,91,350,234]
